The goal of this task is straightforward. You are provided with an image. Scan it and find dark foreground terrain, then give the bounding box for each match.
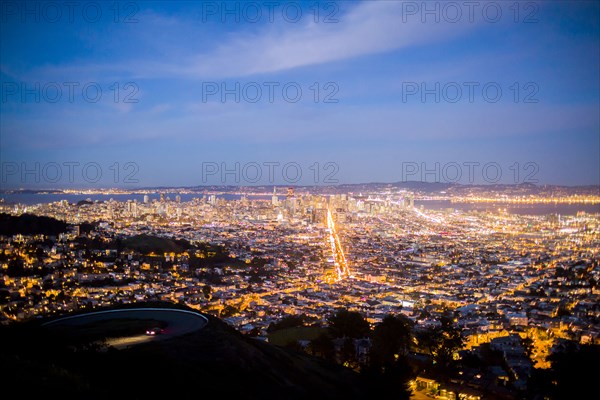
[0,302,367,400]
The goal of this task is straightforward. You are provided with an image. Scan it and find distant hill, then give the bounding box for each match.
[3,182,598,199]
[0,302,368,400]
[129,182,600,196]
[0,213,68,236]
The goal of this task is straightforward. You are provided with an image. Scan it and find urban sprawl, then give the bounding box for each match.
[1,187,599,398]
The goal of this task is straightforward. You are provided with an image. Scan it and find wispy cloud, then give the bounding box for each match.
[11,1,477,82]
[181,1,476,78]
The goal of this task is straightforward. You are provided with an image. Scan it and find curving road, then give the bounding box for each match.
[42,308,208,349]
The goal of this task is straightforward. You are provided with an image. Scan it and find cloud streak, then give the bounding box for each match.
[182,1,475,78]
[11,1,477,82]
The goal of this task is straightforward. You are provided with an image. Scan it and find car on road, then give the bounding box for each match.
[145,327,163,335]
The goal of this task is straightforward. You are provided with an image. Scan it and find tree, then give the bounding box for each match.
[339,338,358,369]
[363,355,413,400]
[202,284,212,300]
[436,313,463,367]
[287,260,297,271]
[220,304,239,317]
[327,309,370,339]
[308,333,335,362]
[555,304,571,317]
[415,313,463,369]
[6,258,26,277]
[415,327,440,356]
[370,314,413,369]
[267,314,306,333]
[522,336,534,358]
[548,343,600,399]
[0,289,10,304]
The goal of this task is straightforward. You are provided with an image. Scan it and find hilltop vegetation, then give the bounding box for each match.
[0,213,68,236]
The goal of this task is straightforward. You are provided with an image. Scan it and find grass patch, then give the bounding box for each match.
[268,326,327,347]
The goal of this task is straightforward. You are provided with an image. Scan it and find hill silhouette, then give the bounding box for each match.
[0,213,68,236]
[0,302,368,400]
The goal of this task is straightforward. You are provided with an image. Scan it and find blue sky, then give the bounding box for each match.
[1,0,599,188]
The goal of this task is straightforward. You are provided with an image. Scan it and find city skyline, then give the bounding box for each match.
[1,3,599,398]
[1,182,598,399]
[1,1,599,188]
